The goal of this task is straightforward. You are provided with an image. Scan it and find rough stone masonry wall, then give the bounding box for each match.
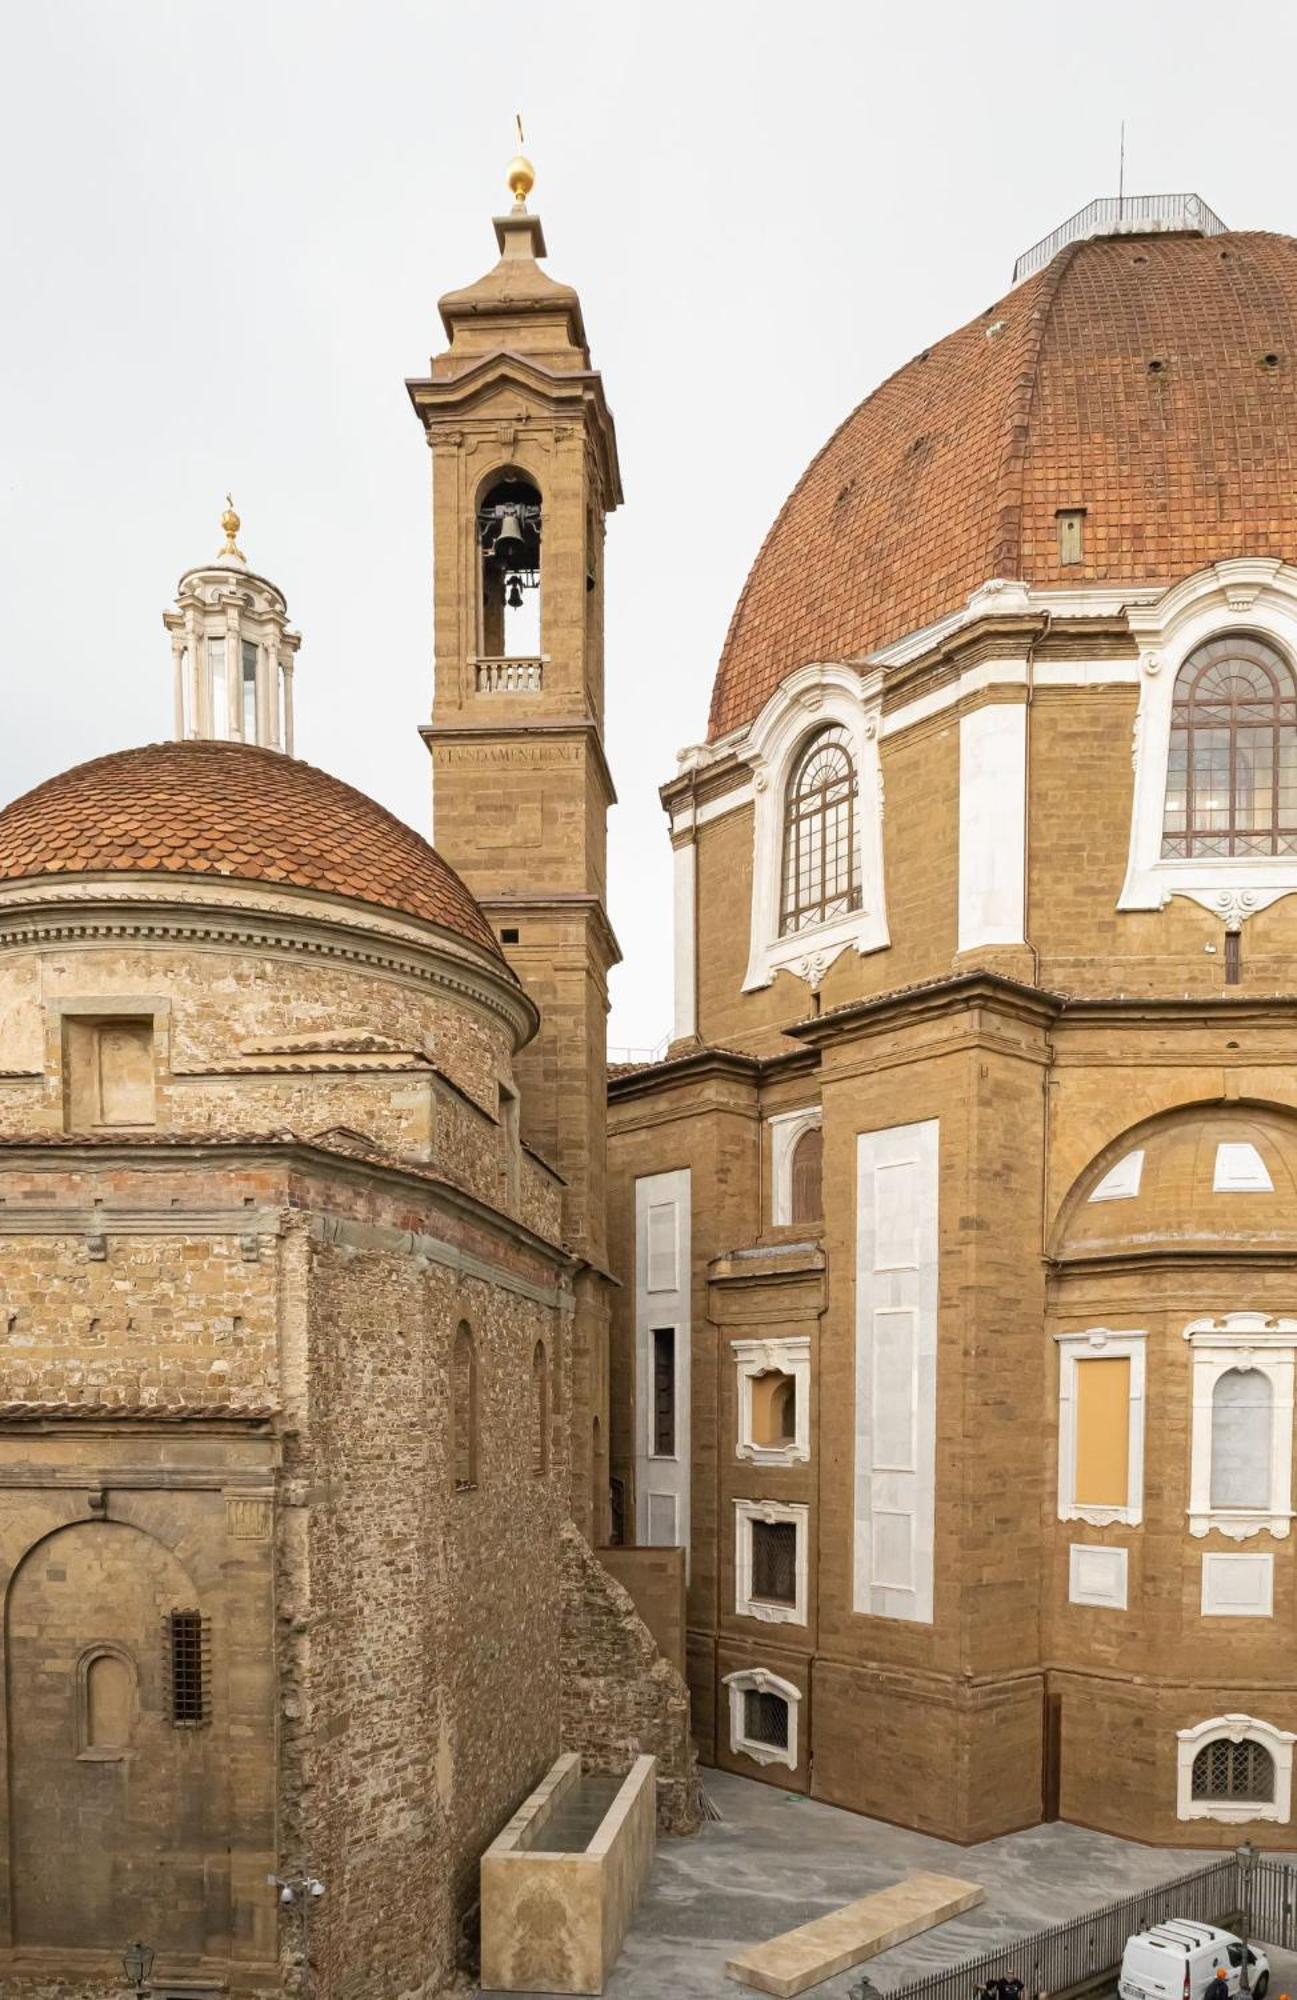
[558,1523,701,1836]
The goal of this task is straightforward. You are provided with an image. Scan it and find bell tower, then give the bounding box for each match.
[407,145,622,1539]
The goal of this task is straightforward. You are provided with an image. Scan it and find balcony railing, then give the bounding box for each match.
[475,657,544,694]
[1012,192,1228,285]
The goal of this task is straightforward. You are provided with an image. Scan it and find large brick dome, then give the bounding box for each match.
[709,229,1297,740]
[0,739,506,960]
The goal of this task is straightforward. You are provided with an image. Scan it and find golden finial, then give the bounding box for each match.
[219,492,244,562]
[507,112,535,208]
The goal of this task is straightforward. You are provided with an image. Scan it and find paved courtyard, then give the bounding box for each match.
[484,1770,1283,2000]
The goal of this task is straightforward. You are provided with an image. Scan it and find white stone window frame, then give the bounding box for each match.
[1055,1328,1147,1528]
[1184,1313,1296,1541]
[733,1336,811,1467]
[769,1106,823,1227]
[734,1497,809,1626]
[723,1666,802,1771]
[1120,558,1297,927]
[1176,1713,1295,1825]
[740,663,888,993]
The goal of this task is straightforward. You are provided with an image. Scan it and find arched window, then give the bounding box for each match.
[789,1126,823,1223]
[478,472,542,661]
[779,726,861,934]
[1162,634,1297,857]
[452,1322,478,1492]
[532,1340,550,1477]
[1210,1367,1273,1510]
[1192,1736,1276,1806]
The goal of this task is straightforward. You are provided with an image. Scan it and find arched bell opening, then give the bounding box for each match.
[478,472,542,660]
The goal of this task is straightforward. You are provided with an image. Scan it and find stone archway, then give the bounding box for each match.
[5,1519,219,1957]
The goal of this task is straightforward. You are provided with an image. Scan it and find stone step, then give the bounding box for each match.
[725,1869,985,1999]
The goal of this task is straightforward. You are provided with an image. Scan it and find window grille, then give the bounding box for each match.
[789,1126,824,1223]
[1192,1737,1275,1803]
[165,1609,209,1727]
[652,1327,676,1456]
[744,1688,789,1750]
[750,1520,798,1604]
[1162,635,1297,857]
[780,726,861,935]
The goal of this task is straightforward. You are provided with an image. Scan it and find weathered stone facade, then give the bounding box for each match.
[609,221,1297,1850]
[0,168,696,2000]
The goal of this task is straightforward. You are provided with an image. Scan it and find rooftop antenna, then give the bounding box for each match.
[1118,119,1126,218]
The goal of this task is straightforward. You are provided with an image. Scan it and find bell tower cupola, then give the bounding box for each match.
[164,500,301,750]
[407,143,623,1538]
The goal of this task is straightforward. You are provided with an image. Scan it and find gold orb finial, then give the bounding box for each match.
[507,112,535,207]
[219,493,244,562]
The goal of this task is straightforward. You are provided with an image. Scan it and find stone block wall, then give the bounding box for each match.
[558,1524,700,1836]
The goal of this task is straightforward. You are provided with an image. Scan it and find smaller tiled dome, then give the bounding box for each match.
[0,741,505,962]
[1057,1106,1297,1259]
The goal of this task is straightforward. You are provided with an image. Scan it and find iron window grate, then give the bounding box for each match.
[165,1609,210,1727]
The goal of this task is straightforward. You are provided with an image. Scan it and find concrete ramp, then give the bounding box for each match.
[725,1869,985,1998]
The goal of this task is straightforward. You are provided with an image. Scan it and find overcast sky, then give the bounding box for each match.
[3,1,1294,1049]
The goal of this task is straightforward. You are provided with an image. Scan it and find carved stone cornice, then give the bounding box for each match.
[0,894,537,1049]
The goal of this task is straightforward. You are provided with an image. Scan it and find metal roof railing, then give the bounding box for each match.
[1012,192,1228,285]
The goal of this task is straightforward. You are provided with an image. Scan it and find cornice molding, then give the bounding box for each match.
[0,898,537,1050]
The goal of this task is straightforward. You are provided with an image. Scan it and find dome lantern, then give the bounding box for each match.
[162,502,302,752]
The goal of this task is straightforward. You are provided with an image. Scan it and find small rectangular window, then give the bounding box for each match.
[750,1519,797,1604]
[166,1609,208,1726]
[241,639,258,740]
[652,1327,676,1456]
[1057,508,1086,565]
[501,926,520,944]
[65,1017,156,1131]
[207,636,228,738]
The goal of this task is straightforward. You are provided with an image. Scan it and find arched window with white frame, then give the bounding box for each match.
[1162,633,1297,858]
[1177,1713,1295,1823]
[780,725,861,935]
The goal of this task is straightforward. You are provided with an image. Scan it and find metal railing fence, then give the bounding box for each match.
[1012,193,1228,283]
[876,1856,1239,2000]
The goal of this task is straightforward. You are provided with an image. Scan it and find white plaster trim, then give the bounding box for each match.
[1214,1142,1274,1193]
[1184,1314,1296,1541]
[739,665,888,993]
[1177,1713,1295,1823]
[1120,560,1297,922]
[1202,1553,1274,1619]
[854,1119,939,1624]
[634,1172,692,1560]
[1088,1149,1145,1203]
[733,1336,811,1467]
[672,840,697,1043]
[723,1667,801,1771]
[769,1106,822,1227]
[1069,1543,1129,1610]
[1054,1328,1147,1527]
[734,1498,809,1626]
[958,701,1027,949]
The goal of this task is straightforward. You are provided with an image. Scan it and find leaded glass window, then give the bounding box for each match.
[780,726,861,934]
[1162,636,1297,857]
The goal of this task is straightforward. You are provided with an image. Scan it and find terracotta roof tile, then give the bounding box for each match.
[710,231,1297,738]
[0,740,506,962]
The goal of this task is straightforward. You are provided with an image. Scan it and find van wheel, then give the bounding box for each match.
[1254,1973,1269,1996]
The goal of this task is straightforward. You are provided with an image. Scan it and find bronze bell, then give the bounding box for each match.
[493,510,527,568]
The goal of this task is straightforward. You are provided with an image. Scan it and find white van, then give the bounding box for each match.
[1120,1921,1270,2000]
